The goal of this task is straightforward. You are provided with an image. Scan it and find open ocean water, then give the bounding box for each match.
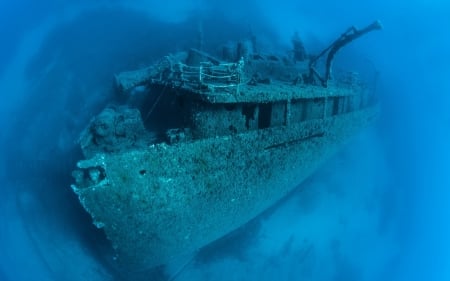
[1,1,449,280]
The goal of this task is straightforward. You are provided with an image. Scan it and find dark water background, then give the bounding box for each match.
[1,1,449,280]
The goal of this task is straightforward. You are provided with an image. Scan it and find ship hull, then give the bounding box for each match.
[72,106,377,270]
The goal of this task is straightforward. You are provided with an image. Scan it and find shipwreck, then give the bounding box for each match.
[71,21,382,271]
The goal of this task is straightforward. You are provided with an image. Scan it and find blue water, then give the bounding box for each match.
[1,1,449,280]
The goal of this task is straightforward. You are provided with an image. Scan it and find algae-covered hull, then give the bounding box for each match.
[71,20,382,271]
[71,106,377,270]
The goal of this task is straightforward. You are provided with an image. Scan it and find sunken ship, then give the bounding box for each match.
[71,21,382,270]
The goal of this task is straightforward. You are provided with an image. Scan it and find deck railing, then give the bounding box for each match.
[158,57,245,95]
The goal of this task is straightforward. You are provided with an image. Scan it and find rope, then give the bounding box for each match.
[145,83,168,122]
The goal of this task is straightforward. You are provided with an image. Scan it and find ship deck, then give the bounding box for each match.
[158,80,362,104]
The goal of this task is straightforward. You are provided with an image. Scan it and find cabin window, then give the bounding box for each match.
[270,102,286,126]
[242,104,257,129]
[258,103,272,129]
[224,104,237,111]
[332,96,340,115]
